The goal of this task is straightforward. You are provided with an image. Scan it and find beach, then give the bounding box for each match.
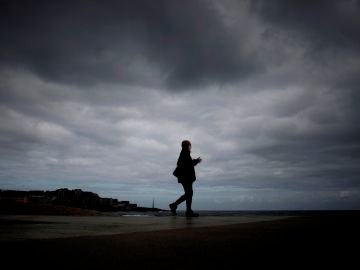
[0,212,288,241]
[1,211,359,268]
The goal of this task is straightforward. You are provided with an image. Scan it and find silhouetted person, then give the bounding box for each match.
[169,140,202,217]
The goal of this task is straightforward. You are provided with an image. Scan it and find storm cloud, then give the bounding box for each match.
[0,0,359,210]
[0,0,262,89]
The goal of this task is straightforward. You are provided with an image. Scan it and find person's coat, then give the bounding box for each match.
[176,149,200,183]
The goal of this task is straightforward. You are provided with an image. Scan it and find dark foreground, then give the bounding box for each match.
[1,211,359,268]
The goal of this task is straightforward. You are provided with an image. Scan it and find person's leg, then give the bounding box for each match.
[182,182,193,212]
[173,193,186,206]
[183,182,199,217]
[170,181,198,216]
[169,180,187,215]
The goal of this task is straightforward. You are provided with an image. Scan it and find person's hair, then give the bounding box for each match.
[181,140,191,149]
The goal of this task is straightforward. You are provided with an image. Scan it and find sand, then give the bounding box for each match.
[0,214,288,241]
[1,211,359,268]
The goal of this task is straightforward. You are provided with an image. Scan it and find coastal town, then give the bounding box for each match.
[0,188,162,215]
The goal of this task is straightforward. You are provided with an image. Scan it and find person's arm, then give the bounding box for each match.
[192,157,202,166]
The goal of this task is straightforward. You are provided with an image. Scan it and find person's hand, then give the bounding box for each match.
[197,157,202,163]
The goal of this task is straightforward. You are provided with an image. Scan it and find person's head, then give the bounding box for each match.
[181,140,192,151]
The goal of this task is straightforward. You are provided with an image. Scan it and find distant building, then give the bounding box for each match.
[117,201,129,210]
[127,203,137,210]
[0,190,29,204]
[100,198,113,207]
[1,188,141,212]
[28,195,50,204]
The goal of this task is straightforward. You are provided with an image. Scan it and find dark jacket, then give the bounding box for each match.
[176,149,200,183]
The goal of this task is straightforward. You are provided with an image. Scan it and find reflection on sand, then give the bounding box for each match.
[0,214,289,241]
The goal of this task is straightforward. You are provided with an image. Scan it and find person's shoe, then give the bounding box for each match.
[169,203,177,216]
[186,210,199,217]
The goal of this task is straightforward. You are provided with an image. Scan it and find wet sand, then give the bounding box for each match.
[0,214,287,241]
[1,211,359,268]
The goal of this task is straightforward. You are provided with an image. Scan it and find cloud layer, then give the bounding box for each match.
[1,0,359,209]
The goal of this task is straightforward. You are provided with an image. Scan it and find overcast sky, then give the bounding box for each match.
[1,0,360,210]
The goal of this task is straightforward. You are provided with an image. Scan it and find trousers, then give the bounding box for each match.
[174,181,194,211]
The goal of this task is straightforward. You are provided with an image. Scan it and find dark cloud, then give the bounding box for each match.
[0,0,260,89]
[252,0,360,53]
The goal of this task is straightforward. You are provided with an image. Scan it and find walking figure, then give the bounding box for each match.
[169,140,202,217]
